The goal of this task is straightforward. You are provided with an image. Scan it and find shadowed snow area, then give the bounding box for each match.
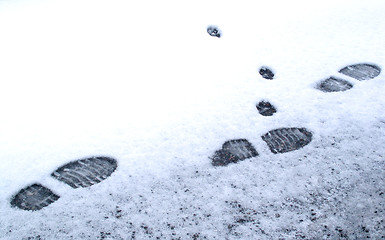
[0,0,384,239]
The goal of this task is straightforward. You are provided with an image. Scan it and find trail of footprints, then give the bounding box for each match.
[9,22,382,213]
[11,157,117,211]
[316,63,381,92]
[210,62,381,165]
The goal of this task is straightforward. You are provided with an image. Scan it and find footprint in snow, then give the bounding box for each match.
[316,63,381,92]
[9,27,382,211]
[256,101,277,116]
[10,156,117,211]
[210,128,313,166]
[211,62,382,166]
[207,25,221,38]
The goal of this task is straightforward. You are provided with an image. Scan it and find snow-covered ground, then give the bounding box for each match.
[0,0,384,239]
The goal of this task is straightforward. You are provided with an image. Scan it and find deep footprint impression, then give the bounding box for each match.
[256,101,277,116]
[316,76,353,92]
[10,184,60,211]
[51,156,118,188]
[262,127,312,154]
[339,63,381,81]
[211,139,258,166]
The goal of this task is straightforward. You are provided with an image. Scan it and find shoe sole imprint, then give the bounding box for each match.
[51,156,118,188]
[262,128,312,154]
[316,76,353,92]
[339,63,381,81]
[10,184,60,211]
[211,139,258,166]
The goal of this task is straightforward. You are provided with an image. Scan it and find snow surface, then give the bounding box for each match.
[0,0,384,238]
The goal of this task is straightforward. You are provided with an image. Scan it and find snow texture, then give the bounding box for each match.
[0,0,384,239]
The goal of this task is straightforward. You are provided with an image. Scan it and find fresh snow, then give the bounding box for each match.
[0,0,384,239]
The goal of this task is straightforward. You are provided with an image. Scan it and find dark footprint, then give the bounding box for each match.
[11,156,117,211]
[259,67,274,80]
[256,101,277,116]
[10,183,60,211]
[211,139,258,166]
[207,26,221,38]
[316,76,353,92]
[262,128,312,154]
[339,63,381,81]
[51,156,117,188]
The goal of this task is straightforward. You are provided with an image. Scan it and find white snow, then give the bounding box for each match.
[0,0,384,239]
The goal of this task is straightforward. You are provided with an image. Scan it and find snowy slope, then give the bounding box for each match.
[0,0,384,239]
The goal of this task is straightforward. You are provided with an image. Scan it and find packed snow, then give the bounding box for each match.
[0,0,384,239]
